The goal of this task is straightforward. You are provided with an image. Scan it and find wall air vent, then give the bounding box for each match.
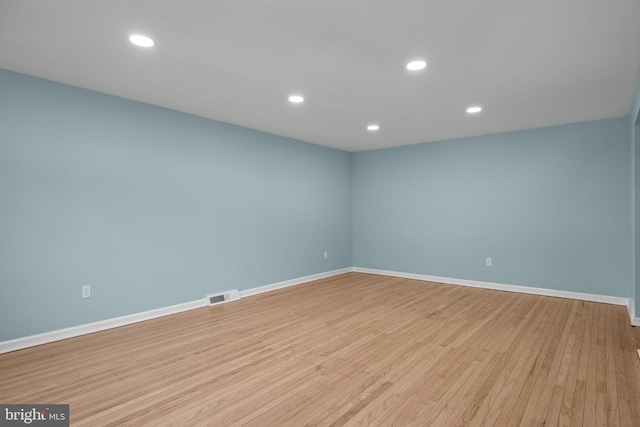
[207,290,241,306]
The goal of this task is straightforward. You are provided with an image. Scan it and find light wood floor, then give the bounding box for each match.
[1,272,639,426]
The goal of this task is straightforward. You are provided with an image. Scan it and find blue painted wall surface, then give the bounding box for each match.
[2,67,637,342]
[0,70,353,341]
[353,118,632,298]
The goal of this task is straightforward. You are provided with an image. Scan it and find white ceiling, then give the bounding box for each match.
[1,0,639,152]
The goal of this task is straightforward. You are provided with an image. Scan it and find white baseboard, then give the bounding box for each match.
[353,267,630,307]
[0,267,352,354]
[2,266,634,354]
[239,267,353,298]
[0,299,208,355]
[629,298,640,326]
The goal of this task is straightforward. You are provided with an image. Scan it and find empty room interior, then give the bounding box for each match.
[2,1,640,426]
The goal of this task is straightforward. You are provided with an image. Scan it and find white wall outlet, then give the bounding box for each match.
[82,285,91,299]
[486,258,492,267]
[324,251,328,259]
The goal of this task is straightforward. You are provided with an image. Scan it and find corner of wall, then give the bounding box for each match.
[629,297,639,326]
[632,73,640,319]
[349,151,356,268]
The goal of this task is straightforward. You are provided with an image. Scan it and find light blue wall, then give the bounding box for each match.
[0,70,353,341]
[2,68,637,342]
[631,77,640,318]
[353,118,632,298]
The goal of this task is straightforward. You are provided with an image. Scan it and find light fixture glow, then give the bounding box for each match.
[288,95,304,103]
[367,124,380,131]
[406,60,427,71]
[129,34,155,47]
[466,106,482,114]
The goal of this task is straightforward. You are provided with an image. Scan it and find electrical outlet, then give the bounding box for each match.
[324,251,328,259]
[486,258,492,267]
[82,285,91,299]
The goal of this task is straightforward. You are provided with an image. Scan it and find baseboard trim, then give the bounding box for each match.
[3,266,632,354]
[0,267,352,354]
[0,299,208,355]
[629,298,640,326]
[353,267,630,307]
[239,267,352,298]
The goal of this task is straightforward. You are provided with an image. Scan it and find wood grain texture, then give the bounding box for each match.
[1,272,639,426]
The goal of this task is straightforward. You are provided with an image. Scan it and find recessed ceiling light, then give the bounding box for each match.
[406,60,427,71]
[367,124,380,131]
[288,95,304,103]
[129,34,155,47]
[466,106,482,114]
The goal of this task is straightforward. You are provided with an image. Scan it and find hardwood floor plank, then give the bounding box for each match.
[465,297,552,427]
[1,272,638,427]
[619,309,640,425]
[557,301,587,427]
[529,300,579,426]
[492,298,568,426]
